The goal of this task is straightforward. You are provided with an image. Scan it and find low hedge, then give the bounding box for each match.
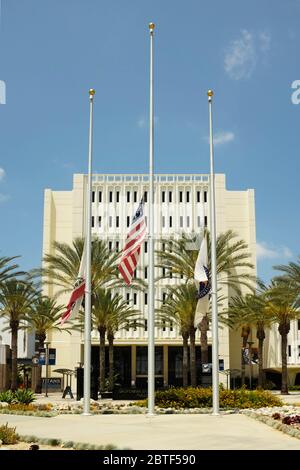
[136,387,283,409]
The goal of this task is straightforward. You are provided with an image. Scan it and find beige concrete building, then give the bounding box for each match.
[43,172,259,391]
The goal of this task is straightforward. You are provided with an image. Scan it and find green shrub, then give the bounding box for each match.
[0,390,14,404]
[0,389,35,405]
[288,385,300,391]
[61,441,74,448]
[136,387,283,409]
[13,389,35,404]
[0,423,18,444]
[47,438,62,446]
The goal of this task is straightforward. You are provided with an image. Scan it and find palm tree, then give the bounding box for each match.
[0,279,37,390]
[157,283,198,386]
[156,230,255,367]
[227,292,272,388]
[25,296,68,393]
[265,280,300,394]
[76,288,140,393]
[105,294,140,391]
[42,237,120,297]
[274,257,300,293]
[90,288,108,393]
[0,256,22,286]
[156,230,254,290]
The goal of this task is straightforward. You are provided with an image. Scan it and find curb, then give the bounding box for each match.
[244,411,300,440]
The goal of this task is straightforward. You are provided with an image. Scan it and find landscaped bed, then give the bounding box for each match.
[243,406,300,439]
[0,387,284,416]
[135,387,283,410]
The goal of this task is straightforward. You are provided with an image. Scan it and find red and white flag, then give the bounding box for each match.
[61,245,86,325]
[118,199,147,285]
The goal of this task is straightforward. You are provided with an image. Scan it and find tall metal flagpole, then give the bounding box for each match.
[207,89,219,415]
[83,88,95,416]
[147,22,155,416]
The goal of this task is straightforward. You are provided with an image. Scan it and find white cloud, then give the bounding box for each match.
[203,130,235,146]
[256,242,292,260]
[224,30,256,80]
[0,167,5,181]
[214,131,235,146]
[224,30,271,80]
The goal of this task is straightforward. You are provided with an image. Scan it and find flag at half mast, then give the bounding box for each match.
[194,235,210,328]
[118,199,147,285]
[61,244,86,325]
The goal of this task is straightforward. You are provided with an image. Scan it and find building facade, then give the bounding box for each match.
[0,318,35,360]
[42,173,262,390]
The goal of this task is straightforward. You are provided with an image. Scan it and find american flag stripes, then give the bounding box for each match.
[118,199,147,285]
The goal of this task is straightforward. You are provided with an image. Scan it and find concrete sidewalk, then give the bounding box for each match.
[1,413,300,450]
[271,391,300,405]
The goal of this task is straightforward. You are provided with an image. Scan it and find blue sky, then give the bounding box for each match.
[0,0,299,282]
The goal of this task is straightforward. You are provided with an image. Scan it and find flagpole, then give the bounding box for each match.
[147,22,155,416]
[207,89,219,415]
[83,88,95,416]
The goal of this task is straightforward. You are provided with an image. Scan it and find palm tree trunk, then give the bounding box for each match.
[256,326,265,389]
[108,333,114,392]
[241,325,251,386]
[241,351,246,386]
[257,338,264,388]
[99,328,106,392]
[10,323,19,391]
[279,321,290,394]
[199,314,209,364]
[190,327,197,387]
[182,332,189,387]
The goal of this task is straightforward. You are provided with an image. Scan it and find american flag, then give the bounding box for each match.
[118,199,147,285]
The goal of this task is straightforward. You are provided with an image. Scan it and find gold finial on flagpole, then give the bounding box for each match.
[149,22,155,33]
[89,89,95,100]
[207,89,213,101]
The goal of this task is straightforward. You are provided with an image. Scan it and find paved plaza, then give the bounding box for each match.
[1,412,300,450]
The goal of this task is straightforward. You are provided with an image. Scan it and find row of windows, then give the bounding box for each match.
[106,240,148,254]
[92,215,207,229]
[162,190,207,204]
[127,292,144,305]
[93,191,147,204]
[92,190,207,204]
[162,215,207,229]
[126,290,178,306]
[124,319,173,333]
